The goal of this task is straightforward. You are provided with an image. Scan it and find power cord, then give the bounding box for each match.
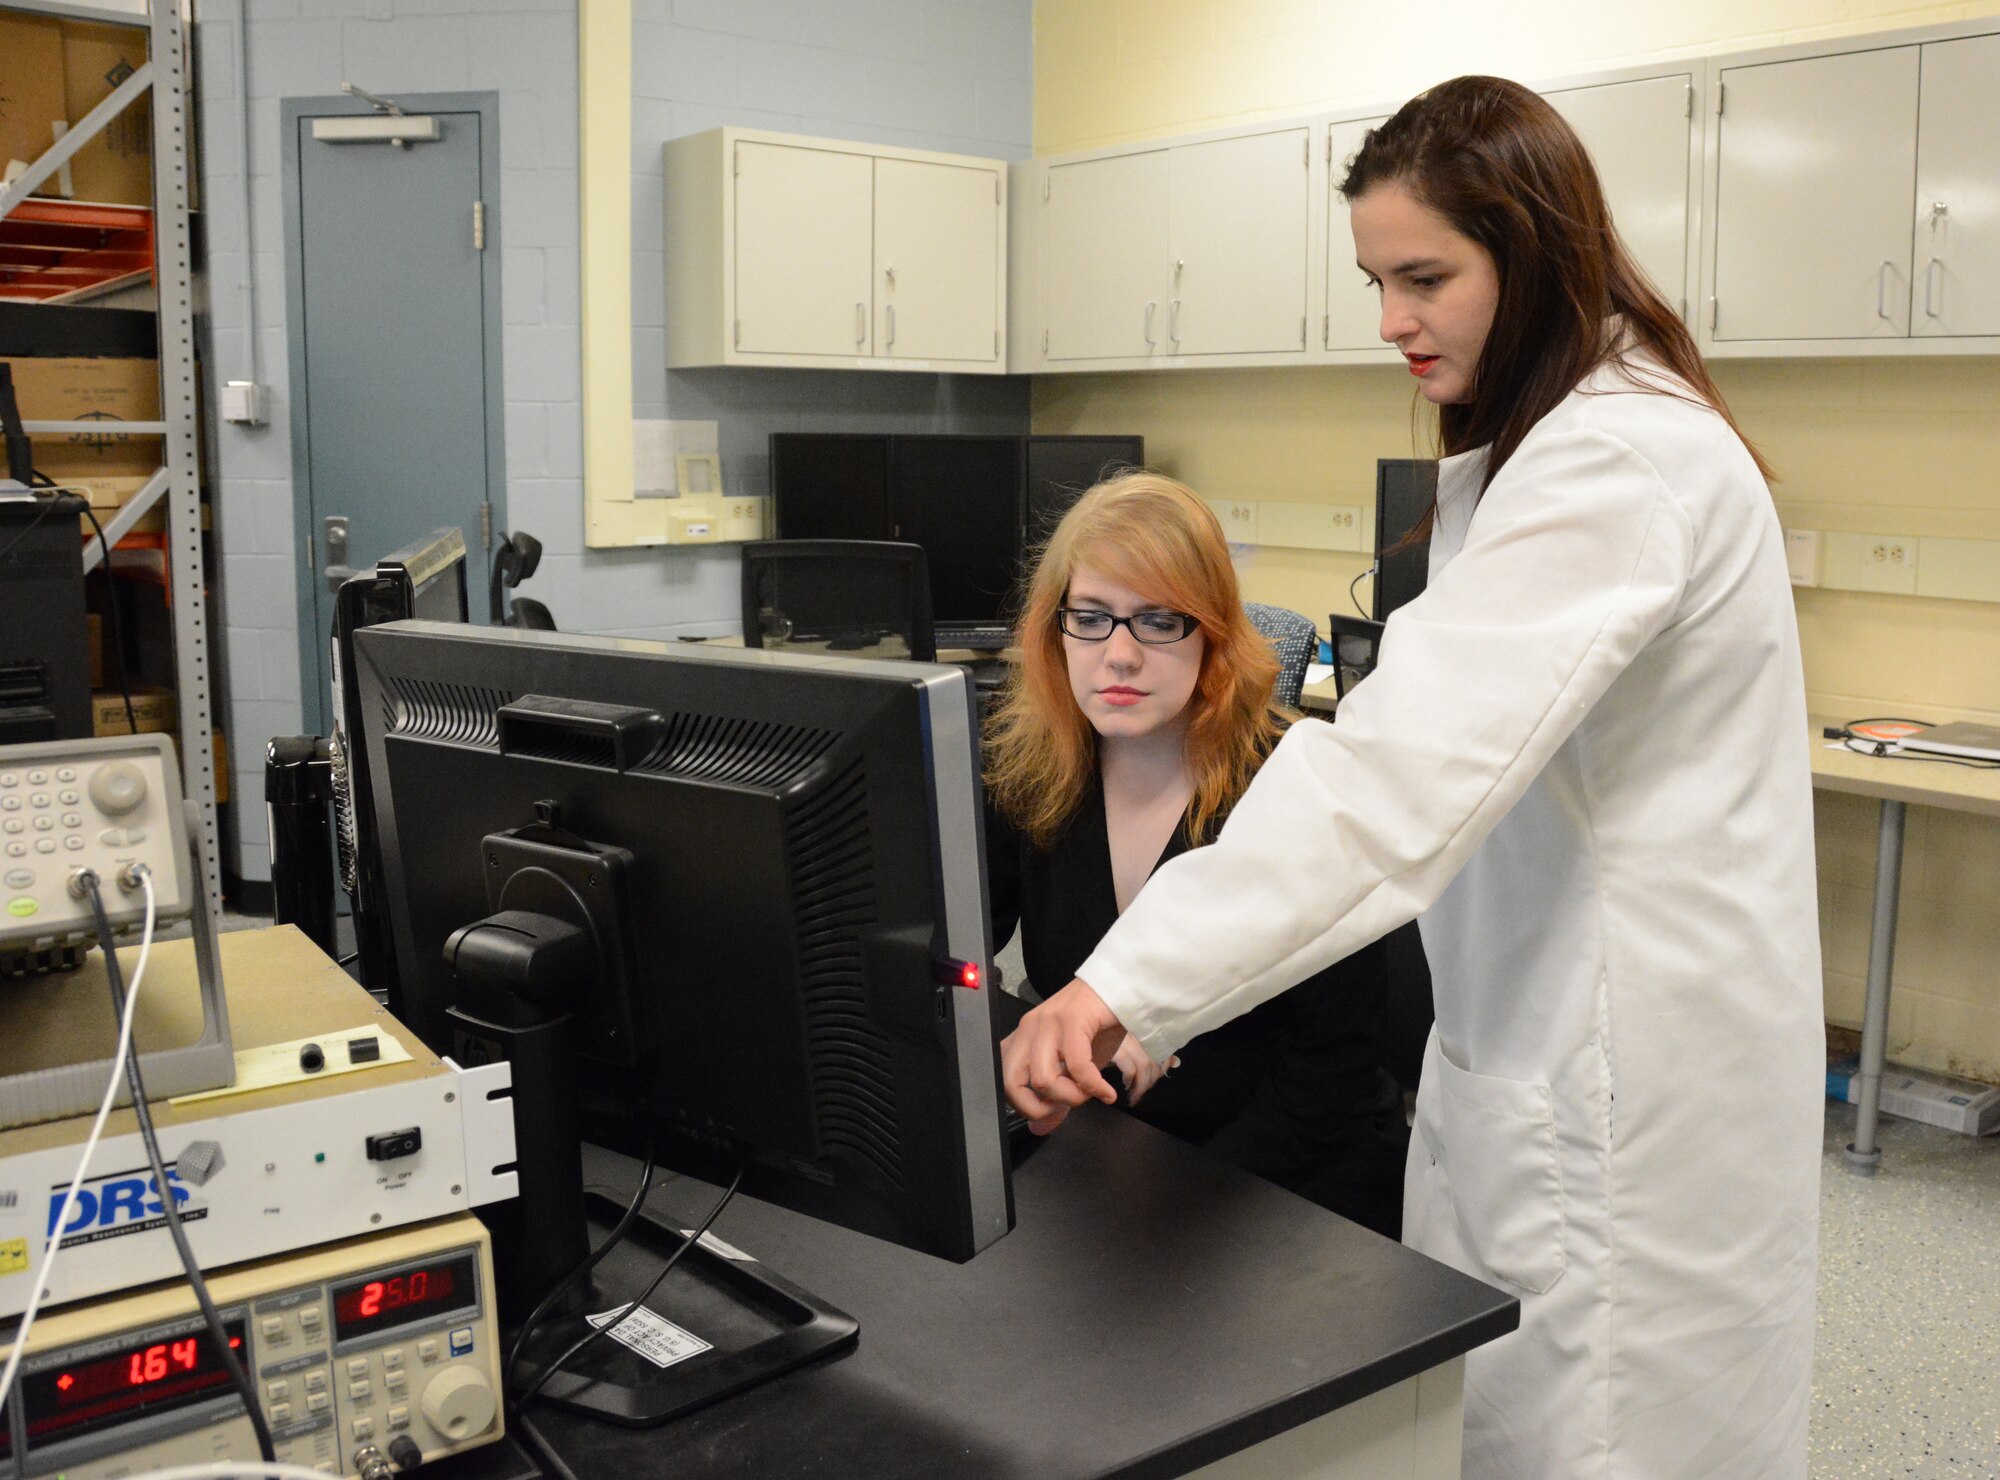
[0,867,158,1412]
[503,1105,663,1403]
[70,489,140,737]
[513,1156,745,1413]
[1824,717,2000,771]
[81,869,278,1468]
[1348,563,1375,619]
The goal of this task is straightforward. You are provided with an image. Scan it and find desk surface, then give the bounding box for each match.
[525,1113,1516,1480]
[1808,715,2000,817]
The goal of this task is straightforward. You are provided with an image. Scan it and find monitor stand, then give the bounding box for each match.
[512,1187,858,1428]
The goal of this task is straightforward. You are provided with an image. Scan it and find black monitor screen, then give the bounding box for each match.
[1025,436,1145,548]
[1373,460,1436,622]
[891,437,1023,628]
[770,434,892,541]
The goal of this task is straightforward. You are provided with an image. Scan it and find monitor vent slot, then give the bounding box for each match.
[785,760,903,1190]
[633,713,839,789]
[381,680,512,748]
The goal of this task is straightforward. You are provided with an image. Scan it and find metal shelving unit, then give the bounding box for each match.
[1,0,219,907]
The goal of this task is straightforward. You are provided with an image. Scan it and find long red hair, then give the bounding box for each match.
[985,472,1284,849]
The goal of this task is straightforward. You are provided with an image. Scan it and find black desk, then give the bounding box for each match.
[504,1107,1515,1480]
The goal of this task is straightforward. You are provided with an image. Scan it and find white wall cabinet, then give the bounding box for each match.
[1323,115,1391,353]
[1166,128,1312,356]
[1542,71,1699,320]
[1043,150,1170,362]
[1701,22,2000,355]
[665,128,1006,373]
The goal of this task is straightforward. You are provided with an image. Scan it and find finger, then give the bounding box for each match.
[1029,1106,1070,1136]
[1023,1015,1095,1110]
[1062,1017,1119,1106]
[1000,1029,1060,1121]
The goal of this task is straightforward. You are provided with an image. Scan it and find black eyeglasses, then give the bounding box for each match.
[1056,608,1198,644]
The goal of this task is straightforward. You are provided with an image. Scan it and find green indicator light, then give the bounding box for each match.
[315,1152,326,1164]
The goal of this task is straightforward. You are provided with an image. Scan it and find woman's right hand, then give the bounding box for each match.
[1000,978,1125,1134]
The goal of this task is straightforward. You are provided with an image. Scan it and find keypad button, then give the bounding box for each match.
[417,1339,440,1363]
[304,1370,328,1394]
[26,770,47,784]
[1,797,18,811]
[5,842,25,857]
[61,813,81,828]
[349,1380,372,1402]
[298,1306,323,1330]
[261,1316,284,1339]
[449,1327,474,1356]
[385,1371,407,1394]
[270,1401,293,1423]
[307,1391,331,1414]
[56,767,76,782]
[346,1357,369,1378]
[64,836,84,851]
[352,1417,375,1441]
[124,826,146,844]
[29,792,49,807]
[387,1405,410,1431]
[32,817,53,832]
[3,819,22,834]
[58,789,79,804]
[3,869,31,888]
[0,772,17,787]
[381,1349,404,1371]
[34,839,55,854]
[99,827,125,846]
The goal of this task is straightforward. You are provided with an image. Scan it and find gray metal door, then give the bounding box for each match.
[283,95,504,732]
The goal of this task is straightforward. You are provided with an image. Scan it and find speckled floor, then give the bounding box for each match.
[1813,1102,2000,1477]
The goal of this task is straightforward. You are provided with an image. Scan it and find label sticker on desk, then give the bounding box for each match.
[678,1230,755,1262]
[586,1306,713,1369]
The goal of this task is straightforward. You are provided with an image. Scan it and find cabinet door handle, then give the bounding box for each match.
[1877,261,1895,322]
[886,303,896,349]
[1168,298,1181,346]
[855,302,866,346]
[1925,258,1942,319]
[1144,301,1157,345]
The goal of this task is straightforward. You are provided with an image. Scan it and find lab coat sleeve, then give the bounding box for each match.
[1079,427,1698,1062]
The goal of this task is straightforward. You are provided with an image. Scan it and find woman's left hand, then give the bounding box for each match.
[1112,1033,1179,1106]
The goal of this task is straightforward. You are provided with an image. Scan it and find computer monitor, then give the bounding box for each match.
[350,622,1011,1273]
[768,433,893,542]
[1373,459,1436,622]
[1025,435,1145,548]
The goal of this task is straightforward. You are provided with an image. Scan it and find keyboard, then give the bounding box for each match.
[933,623,1013,651]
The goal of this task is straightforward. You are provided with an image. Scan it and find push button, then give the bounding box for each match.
[387,1405,410,1431]
[299,1306,324,1332]
[353,1417,375,1441]
[3,868,32,888]
[417,1339,440,1364]
[381,1349,404,1371]
[346,1358,369,1378]
[350,1379,373,1401]
[270,1401,293,1423]
[306,1391,330,1414]
[385,1370,407,1395]
[268,1380,291,1401]
[56,767,76,782]
[304,1370,328,1394]
[261,1316,285,1340]
[449,1327,474,1356]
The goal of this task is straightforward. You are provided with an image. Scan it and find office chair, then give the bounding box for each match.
[1244,602,1317,709]
[491,530,557,629]
[1325,614,1386,702]
[741,539,935,662]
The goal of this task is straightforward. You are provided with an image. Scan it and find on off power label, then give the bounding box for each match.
[47,1165,205,1250]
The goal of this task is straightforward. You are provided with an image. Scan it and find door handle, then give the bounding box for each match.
[886,303,896,350]
[1168,298,1181,347]
[322,515,355,592]
[1144,301,1157,345]
[1877,261,1895,322]
[855,301,866,346]
[1925,258,1942,319]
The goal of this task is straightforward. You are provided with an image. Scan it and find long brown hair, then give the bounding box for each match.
[985,472,1284,850]
[1342,75,1771,500]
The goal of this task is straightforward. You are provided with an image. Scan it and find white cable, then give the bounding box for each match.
[0,870,158,1409]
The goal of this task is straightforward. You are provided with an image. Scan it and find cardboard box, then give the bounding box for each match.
[91,683,175,737]
[2,357,163,490]
[74,473,166,536]
[61,23,151,206]
[0,16,66,194]
[1827,1055,2000,1136]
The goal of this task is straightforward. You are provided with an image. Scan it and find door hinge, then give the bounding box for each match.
[1322,312,1329,346]
[1304,135,1309,166]
[480,501,493,551]
[1710,296,1719,332]
[306,533,316,571]
[1300,315,1307,347]
[734,319,742,347]
[1685,81,1693,119]
[1715,81,1725,117]
[472,200,485,251]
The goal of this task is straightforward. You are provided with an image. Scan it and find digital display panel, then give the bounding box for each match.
[21,1318,245,1449]
[332,1252,476,1343]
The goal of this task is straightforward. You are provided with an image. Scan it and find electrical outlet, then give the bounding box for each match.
[1205,499,1259,544]
[1256,502,1366,552]
[716,497,769,543]
[1825,532,1919,595]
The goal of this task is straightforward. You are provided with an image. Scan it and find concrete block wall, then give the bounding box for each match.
[194,0,1033,883]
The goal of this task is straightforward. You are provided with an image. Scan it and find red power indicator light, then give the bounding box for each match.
[961,962,980,989]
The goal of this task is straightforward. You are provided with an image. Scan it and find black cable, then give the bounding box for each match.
[1348,565,1372,619]
[72,494,139,737]
[82,873,278,1468]
[503,1109,663,1403]
[0,484,61,569]
[514,1157,745,1414]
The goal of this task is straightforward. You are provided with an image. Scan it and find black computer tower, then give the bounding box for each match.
[1373,459,1437,622]
[0,493,92,742]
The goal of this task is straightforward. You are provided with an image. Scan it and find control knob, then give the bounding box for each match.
[88,761,146,816]
[418,1365,497,1443]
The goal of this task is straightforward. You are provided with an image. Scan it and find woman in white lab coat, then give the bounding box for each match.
[1001,76,1822,1480]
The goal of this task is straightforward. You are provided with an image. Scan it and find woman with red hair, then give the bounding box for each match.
[985,471,1406,1235]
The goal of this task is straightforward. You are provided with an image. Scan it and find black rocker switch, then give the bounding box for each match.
[366,1127,422,1162]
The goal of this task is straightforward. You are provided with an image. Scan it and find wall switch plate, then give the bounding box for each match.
[221,381,265,425]
[1783,528,1822,587]
[666,509,717,544]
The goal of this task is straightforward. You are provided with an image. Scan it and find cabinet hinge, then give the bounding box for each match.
[994,176,1000,204]
[1322,313,1329,347]
[480,501,492,551]
[472,200,485,251]
[1304,135,1309,166]
[733,147,740,177]
[1300,315,1307,347]
[734,318,741,347]
[1709,297,1719,333]
[1326,133,1332,166]
[306,533,316,571]
[1043,174,1050,202]
[1042,328,1049,354]
[1715,81,1725,117]
[1685,81,1693,119]
[994,329,1000,357]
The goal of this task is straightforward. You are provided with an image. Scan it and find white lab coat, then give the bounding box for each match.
[1079,358,1822,1480]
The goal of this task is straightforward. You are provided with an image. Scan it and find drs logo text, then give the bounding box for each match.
[47,1167,203,1248]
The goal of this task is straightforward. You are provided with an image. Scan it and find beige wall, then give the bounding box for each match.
[1032,0,2000,1079]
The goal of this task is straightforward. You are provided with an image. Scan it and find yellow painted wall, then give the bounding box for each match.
[1032,0,2000,1079]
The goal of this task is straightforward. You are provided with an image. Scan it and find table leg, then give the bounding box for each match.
[1843,798,1906,1176]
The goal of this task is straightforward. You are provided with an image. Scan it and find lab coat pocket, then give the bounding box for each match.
[1416,1046,1567,1295]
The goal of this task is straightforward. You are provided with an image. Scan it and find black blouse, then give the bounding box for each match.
[986,771,1409,1238]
